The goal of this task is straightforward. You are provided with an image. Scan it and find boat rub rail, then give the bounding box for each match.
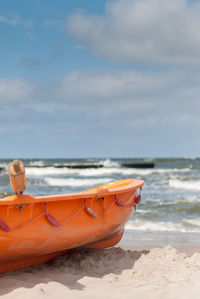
[0,179,143,205]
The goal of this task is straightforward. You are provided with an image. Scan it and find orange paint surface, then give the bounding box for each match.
[0,179,144,273]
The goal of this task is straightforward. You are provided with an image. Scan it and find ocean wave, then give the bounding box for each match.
[169,179,200,191]
[125,219,200,233]
[44,177,113,187]
[26,167,122,176]
[25,166,192,178]
[135,209,149,215]
[72,167,123,177]
[26,167,70,176]
[76,167,153,176]
[183,218,200,227]
[0,163,7,171]
[24,166,153,177]
[98,159,120,168]
[144,195,200,206]
[111,167,191,176]
[28,160,45,167]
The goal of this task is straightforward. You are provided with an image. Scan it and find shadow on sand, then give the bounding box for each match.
[0,247,149,296]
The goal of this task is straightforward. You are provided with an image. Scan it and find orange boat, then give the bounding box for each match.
[0,160,144,273]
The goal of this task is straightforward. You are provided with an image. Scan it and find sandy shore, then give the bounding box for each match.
[1,246,200,299]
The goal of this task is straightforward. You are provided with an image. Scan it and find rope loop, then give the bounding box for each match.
[44,201,86,226]
[0,190,142,232]
[135,187,142,204]
[85,206,97,218]
[114,197,125,207]
[0,211,45,233]
[0,220,10,232]
[84,198,115,218]
[114,194,136,208]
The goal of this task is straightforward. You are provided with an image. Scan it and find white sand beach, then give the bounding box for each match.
[1,246,200,299]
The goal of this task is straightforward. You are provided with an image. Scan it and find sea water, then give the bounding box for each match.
[1,158,200,246]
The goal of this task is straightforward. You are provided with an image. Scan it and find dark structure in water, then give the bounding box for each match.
[122,163,155,168]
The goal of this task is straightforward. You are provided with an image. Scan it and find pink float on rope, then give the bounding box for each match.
[0,220,10,232]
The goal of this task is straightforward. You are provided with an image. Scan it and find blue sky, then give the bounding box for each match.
[1,0,200,158]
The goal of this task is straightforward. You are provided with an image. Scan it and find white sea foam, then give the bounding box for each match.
[26,167,122,177]
[29,161,45,167]
[98,159,120,167]
[0,163,8,169]
[182,196,200,203]
[165,196,200,204]
[25,166,151,177]
[183,218,200,227]
[26,167,70,176]
[169,179,200,191]
[135,209,149,215]
[118,168,191,176]
[76,167,152,176]
[44,177,113,187]
[108,167,191,176]
[125,219,200,233]
[73,167,122,176]
[25,166,192,177]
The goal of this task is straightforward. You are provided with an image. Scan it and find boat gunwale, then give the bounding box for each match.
[0,179,144,205]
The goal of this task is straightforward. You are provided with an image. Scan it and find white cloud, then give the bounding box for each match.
[0,14,32,27]
[1,67,200,132]
[67,0,200,65]
[55,68,200,131]
[56,69,198,103]
[57,70,162,102]
[0,79,37,103]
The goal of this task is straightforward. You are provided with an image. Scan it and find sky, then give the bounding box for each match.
[1,0,200,158]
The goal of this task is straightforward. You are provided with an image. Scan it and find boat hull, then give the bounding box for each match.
[0,179,143,273]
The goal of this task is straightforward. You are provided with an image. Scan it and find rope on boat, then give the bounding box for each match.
[0,212,45,233]
[10,211,45,232]
[44,201,86,227]
[84,198,116,218]
[84,188,142,218]
[0,188,142,232]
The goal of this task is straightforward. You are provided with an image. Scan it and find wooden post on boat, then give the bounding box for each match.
[8,160,26,195]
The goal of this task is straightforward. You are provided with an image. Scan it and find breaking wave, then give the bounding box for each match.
[25,166,192,178]
[125,219,200,233]
[44,177,113,187]
[169,179,200,191]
